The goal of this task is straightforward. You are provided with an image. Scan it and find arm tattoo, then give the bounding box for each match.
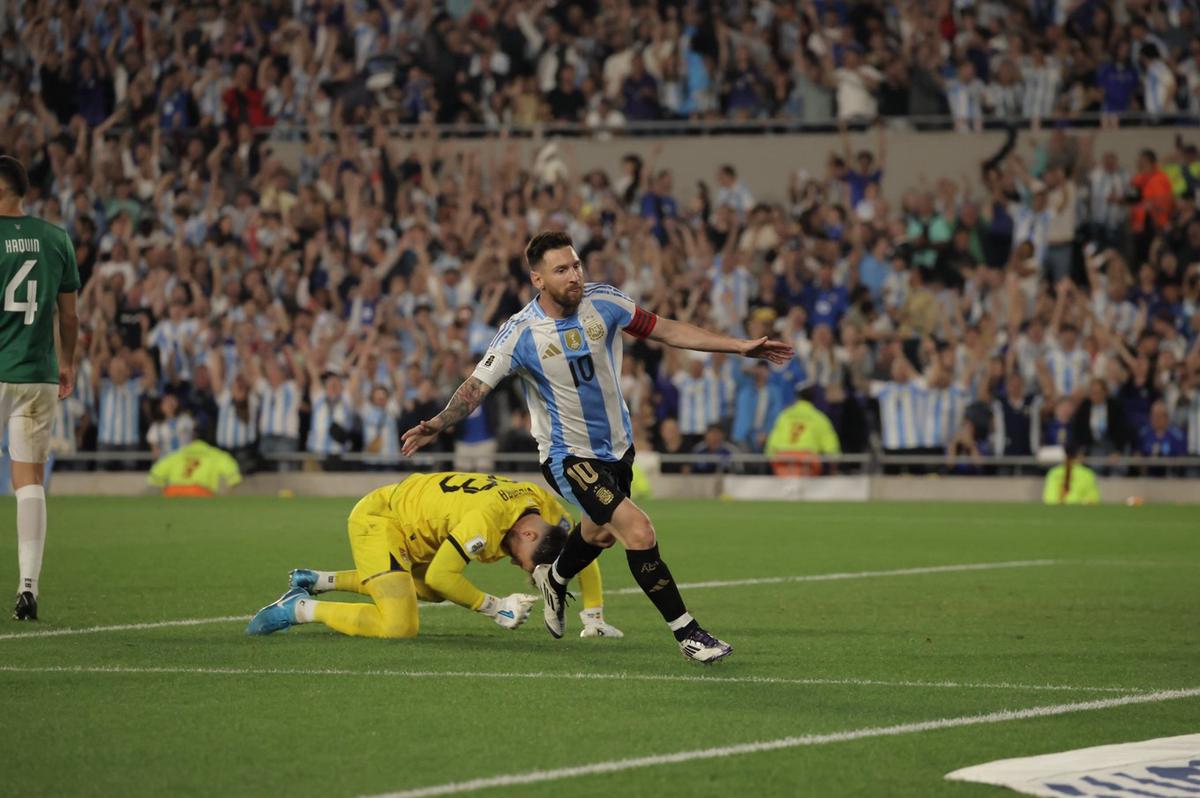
[431,377,491,431]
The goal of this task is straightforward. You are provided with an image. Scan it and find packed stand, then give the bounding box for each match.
[7,0,1200,137]
[0,0,1198,477]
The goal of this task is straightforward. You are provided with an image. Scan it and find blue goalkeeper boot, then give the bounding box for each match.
[289,569,319,594]
[245,587,307,635]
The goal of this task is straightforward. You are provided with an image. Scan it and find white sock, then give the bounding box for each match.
[15,485,46,598]
[311,571,339,593]
[550,561,567,587]
[294,598,315,623]
[668,612,695,632]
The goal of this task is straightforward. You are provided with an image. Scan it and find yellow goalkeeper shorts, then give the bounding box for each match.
[346,507,412,584]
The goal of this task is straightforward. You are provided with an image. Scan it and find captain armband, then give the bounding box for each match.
[622,307,657,339]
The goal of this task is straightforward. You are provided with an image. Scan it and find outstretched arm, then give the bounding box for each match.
[400,376,493,456]
[646,316,794,364]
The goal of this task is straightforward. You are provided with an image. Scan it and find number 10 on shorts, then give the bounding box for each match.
[566,462,599,488]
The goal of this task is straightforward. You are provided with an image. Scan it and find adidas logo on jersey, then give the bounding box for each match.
[542,343,562,359]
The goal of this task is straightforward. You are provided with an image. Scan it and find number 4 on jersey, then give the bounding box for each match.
[4,258,38,325]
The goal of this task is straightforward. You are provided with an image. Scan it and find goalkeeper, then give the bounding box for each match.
[246,473,623,639]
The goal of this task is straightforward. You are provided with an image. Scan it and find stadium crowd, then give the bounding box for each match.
[7,0,1200,132]
[0,0,1199,475]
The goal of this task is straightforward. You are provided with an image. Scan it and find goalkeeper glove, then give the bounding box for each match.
[579,606,624,638]
[477,593,538,630]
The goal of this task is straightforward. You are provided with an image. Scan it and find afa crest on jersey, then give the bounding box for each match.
[586,319,604,341]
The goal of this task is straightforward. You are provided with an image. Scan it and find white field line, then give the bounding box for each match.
[0,664,1146,695]
[363,688,1200,798]
[0,615,250,641]
[606,559,1060,595]
[0,559,1057,643]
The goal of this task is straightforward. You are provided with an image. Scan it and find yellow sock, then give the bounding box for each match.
[305,570,365,594]
[579,560,605,609]
[333,570,362,593]
[310,572,419,639]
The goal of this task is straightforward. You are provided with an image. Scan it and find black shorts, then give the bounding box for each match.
[541,448,635,526]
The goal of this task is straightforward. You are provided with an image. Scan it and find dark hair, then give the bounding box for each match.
[621,154,643,206]
[0,156,29,198]
[530,521,571,567]
[525,231,574,270]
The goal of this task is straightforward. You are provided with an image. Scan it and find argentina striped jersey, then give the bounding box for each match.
[307,390,355,455]
[50,397,85,454]
[97,379,143,446]
[256,378,301,438]
[360,399,401,460]
[471,284,655,463]
[147,414,195,456]
[1045,344,1091,397]
[919,384,972,448]
[870,380,923,450]
[674,371,722,435]
[216,389,258,449]
[148,319,199,382]
[1186,392,1200,455]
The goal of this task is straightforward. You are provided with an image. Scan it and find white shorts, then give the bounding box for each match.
[0,382,57,463]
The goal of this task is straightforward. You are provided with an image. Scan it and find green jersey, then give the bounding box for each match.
[0,215,80,383]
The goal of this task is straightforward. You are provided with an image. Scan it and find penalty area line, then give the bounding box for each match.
[0,664,1150,696]
[0,559,1059,643]
[362,687,1200,798]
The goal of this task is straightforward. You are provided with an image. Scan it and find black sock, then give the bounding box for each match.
[626,545,698,641]
[551,524,605,584]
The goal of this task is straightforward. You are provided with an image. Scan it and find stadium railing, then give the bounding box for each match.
[49,450,1200,473]
[131,111,1200,141]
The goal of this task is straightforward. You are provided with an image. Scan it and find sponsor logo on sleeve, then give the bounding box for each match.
[465,536,487,557]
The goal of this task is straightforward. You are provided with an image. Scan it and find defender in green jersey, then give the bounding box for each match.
[0,156,80,621]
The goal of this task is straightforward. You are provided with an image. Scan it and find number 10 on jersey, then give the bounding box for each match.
[568,354,595,387]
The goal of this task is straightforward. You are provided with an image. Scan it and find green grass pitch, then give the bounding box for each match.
[1,496,1197,797]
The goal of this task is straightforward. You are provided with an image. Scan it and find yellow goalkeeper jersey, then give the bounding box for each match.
[765,400,841,456]
[147,440,242,495]
[1042,463,1100,505]
[354,473,565,566]
[351,472,607,612]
